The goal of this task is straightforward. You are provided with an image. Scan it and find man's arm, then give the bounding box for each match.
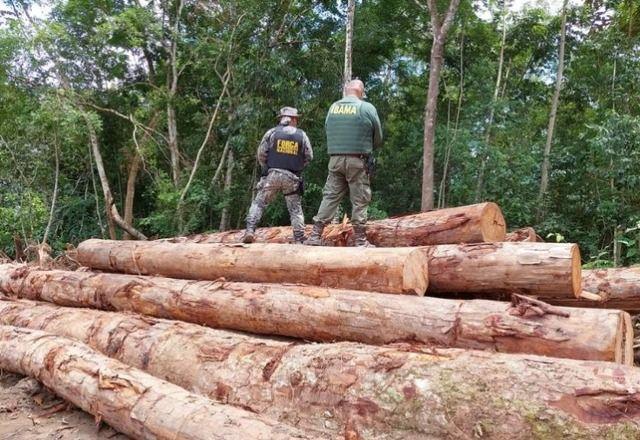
[256,128,275,166]
[370,105,384,148]
[302,132,313,167]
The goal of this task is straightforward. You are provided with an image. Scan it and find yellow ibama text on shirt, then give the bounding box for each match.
[330,104,357,115]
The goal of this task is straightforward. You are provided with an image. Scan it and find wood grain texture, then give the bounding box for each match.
[0,265,631,364]
[0,325,316,440]
[76,240,429,295]
[161,202,506,246]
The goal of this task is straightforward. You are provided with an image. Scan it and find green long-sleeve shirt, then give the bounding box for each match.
[325,96,383,155]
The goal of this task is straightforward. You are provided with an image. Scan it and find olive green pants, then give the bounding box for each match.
[313,155,371,226]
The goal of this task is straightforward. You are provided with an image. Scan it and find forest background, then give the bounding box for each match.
[0,0,638,267]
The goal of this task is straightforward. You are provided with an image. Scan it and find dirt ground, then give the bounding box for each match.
[0,372,128,440]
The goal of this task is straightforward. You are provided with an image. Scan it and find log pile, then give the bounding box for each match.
[2,202,640,439]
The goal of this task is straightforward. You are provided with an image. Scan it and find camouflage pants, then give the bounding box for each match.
[246,169,305,239]
[313,155,371,226]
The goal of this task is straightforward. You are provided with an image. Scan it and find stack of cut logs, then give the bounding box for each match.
[2,202,640,439]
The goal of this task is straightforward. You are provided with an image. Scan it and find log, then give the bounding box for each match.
[0,265,632,364]
[544,267,640,313]
[505,227,543,242]
[0,302,639,439]
[162,202,507,246]
[76,239,429,295]
[425,242,582,298]
[0,325,316,440]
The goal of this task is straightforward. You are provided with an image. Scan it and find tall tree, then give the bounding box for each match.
[421,0,461,211]
[343,0,356,87]
[537,0,569,221]
[475,0,508,202]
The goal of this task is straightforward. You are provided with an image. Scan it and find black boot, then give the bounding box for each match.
[353,224,375,247]
[241,227,256,244]
[303,222,325,246]
[293,230,305,245]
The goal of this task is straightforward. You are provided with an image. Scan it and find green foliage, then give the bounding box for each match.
[0,0,639,267]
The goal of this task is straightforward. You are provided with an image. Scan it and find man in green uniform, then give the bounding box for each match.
[305,80,383,247]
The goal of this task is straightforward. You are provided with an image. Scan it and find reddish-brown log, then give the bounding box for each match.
[505,227,543,242]
[0,265,631,364]
[162,202,506,246]
[0,325,316,440]
[0,301,639,439]
[76,239,429,295]
[544,267,640,313]
[425,242,582,298]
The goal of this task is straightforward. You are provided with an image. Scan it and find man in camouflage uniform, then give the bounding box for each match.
[241,107,313,244]
[305,80,383,247]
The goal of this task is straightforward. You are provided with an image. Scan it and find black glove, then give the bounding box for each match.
[298,177,305,195]
[364,155,376,179]
[261,165,269,178]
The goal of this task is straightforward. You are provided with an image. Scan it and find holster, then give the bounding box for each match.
[361,154,376,179]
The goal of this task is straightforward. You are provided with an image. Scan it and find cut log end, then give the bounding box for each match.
[480,202,507,242]
[402,250,429,295]
[570,244,582,298]
[613,311,635,366]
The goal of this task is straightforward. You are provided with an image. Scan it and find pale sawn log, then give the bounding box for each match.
[162,202,506,246]
[424,242,582,298]
[0,300,638,439]
[0,265,631,364]
[0,325,316,440]
[76,239,429,295]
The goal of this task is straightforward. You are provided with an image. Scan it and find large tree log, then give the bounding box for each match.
[425,242,582,298]
[0,301,639,439]
[162,202,507,246]
[0,325,315,440]
[0,265,631,364]
[505,227,543,242]
[76,239,429,295]
[544,267,640,313]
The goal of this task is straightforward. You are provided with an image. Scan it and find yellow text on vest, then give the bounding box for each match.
[276,139,300,155]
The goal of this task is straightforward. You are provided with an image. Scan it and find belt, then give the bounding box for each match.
[330,153,365,157]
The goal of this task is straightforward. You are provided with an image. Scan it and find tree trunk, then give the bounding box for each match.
[0,304,639,439]
[219,148,235,231]
[122,152,141,240]
[343,0,355,88]
[76,240,429,295]
[164,202,506,246]
[84,113,148,241]
[424,242,582,298]
[537,0,568,220]
[0,325,314,440]
[421,0,461,212]
[544,268,640,313]
[0,272,631,364]
[505,227,543,242]
[474,3,508,203]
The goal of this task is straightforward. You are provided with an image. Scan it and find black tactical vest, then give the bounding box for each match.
[267,125,305,173]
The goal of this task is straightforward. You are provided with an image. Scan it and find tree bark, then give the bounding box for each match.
[0,271,631,364]
[505,227,543,242]
[424,242,582,298]
[0,325,315,440]
[343,0,355,88]
[474,3,508,202]
[84,114,148,240]
[537,0,568,221]
[421,0,461,211]
[76,240,429,295]
[122,152,141,240]
[218,148,235,231]
[544,268,640,313]
[164,202,506,246]
[0,303,639,439]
